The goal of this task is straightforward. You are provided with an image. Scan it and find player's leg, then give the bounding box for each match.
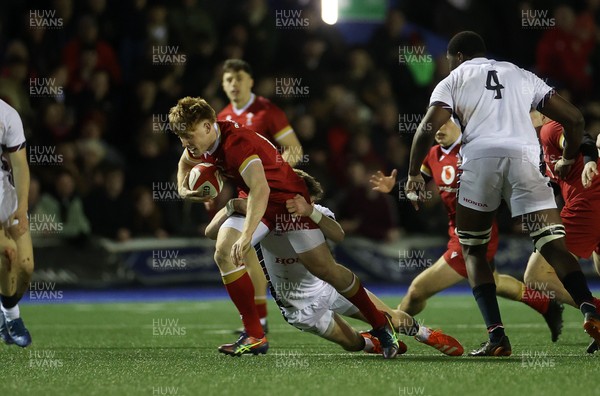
[524,208,600,345]
[362,290,463,356]
[456,203,510,356]
[289,230,399,358]
[243,248,269,332]
[593,251,600,277]
[399,256,464,316]
[214,218,269,355]
[0,227,34,347]
[495,265,564,342]
[523,251,576,307]
[320,313,369,352]
[0,226,18,345]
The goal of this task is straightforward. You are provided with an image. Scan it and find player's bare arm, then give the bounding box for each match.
[406,105,451,209]
[538,94,584,178]
[277,132,303,167]
[7,147,29,238]
[285,194,345,243]
[232,161,269,266]
[205,198,246,240]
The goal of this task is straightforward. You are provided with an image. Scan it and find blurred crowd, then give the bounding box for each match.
[1,0,600,243]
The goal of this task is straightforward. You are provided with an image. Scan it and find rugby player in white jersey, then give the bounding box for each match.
[206,170,464,356]
[406,31,600,356]
[0,99,34,347]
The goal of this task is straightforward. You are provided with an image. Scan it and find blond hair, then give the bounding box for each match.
[168,97,216,136]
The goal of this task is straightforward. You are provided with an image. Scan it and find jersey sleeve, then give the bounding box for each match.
[420,150,433,177]
[314,204,335,220]
[2,107,26,151]
[225,135,263,176]
[268,104,294,142]
[429,75,454,110]
[539,121,564,151]
[523,69,554,109]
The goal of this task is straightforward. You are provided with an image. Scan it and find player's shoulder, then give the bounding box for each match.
[314,204,335,219]
[254,96,283,112]
[539,120,563,144]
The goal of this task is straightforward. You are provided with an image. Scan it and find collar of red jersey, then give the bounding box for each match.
[232,93,256,116]
[205,122,221,156]
[440,134,462,155]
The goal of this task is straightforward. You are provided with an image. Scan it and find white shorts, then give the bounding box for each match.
[0,178,18,225]
[458,157,556,217]
[221,215,270,245]
[287,229,326,254]
[280,284,358,336]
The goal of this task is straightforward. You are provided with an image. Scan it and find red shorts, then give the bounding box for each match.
[562,208,600,259]
[443,227,499,278]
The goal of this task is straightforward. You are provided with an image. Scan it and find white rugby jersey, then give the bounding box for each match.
[430,58,552,165]
[260,204,335,310]
[0,100,26,183]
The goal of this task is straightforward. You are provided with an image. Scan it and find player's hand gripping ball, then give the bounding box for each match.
[188,163,223,199]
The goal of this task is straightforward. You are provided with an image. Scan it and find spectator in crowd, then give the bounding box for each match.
[129,186,168,239]
[32,169,91,240]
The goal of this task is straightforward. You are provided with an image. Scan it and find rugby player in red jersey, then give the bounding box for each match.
[370,120,563,341]
[523,114,600,352]
[170,97,400,358]
[217,59,304,333]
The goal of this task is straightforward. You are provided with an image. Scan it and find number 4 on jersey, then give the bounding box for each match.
[485,70,504,99]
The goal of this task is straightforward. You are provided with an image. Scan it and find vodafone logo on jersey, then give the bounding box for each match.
[246,112,254,125]
[441,165,455,184]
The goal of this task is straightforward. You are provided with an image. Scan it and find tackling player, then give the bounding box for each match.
[205,169,464,357]
[406,31,600,356]
[170,97,399,358]
[217,59,304,334]
[370,120,563,341]
[0,99,34,347]
[523,115,600,352]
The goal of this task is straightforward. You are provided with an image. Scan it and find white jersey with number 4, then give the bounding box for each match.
[260,204,335,310]
[429,57,553,165]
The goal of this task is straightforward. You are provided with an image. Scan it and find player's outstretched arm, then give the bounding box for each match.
[232,161,269,265]
[205,199,247,240]
[407,105,451,209]
[277,132,304,167]
[8,147,30,238]
[285,195,344,243]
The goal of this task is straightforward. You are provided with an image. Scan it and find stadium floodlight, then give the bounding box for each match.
[321,0,338,25]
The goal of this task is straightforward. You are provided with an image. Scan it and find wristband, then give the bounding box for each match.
[309,207,323,224]
[225,200,235,217]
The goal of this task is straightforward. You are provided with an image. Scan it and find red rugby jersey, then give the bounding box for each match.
[182,120,307,204]
[217,94,293,146]
[539,120,600,213]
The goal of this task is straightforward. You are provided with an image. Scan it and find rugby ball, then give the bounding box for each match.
[188,163,223,199]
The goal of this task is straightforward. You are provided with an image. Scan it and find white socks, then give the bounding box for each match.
[1,304,20,321]
[414,325,431,342]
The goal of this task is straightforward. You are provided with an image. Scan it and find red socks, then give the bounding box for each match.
[341,276,387,329]
[223,269,264,338]
[521,287,551,314]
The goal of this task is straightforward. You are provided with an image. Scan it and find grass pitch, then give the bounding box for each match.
[2,293,598,396]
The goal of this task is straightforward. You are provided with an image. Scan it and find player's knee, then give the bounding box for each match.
[406,283,426,305]
[213,247,232,269]
[530,224,565,252]
[0,238,17,271]
[457,227,491,256]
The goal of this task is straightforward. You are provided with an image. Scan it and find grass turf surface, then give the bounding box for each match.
[2,294,598,396]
